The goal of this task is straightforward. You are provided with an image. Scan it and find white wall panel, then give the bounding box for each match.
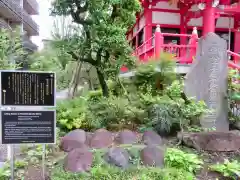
[187,17,202,27]
[216,17,234,28]
[152,11,180,25]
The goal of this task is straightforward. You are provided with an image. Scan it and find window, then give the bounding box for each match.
[215,31,234,51]
[138,29,144,46]
[152,27,180,44]
[132,37,136,50]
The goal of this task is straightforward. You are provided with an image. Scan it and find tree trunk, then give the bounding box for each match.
[68,62,79,97]
[96,68,109,97]
[72,62,83,97]
[86,68,94,90]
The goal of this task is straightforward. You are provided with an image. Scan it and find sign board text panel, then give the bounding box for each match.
[1,71,55,106]
[1,111,55,144]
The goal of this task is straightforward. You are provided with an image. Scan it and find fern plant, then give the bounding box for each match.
[134,54,177,94]
[148,102,179,134]
[209,159,240,179]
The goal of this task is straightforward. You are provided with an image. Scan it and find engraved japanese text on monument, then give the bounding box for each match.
[184,33,228,131]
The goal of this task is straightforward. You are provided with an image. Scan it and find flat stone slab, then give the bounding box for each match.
[178,131,240,152]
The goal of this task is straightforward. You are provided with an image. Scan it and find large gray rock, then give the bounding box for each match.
[177,131,240,152]
[60,129,87,152]
[90,129,113,149]
[142,131,162,146]
[115,130,138,144]
[105,147,130,168]
[140,146,164,167]
[64,148,93,173]
[185,33,229,131]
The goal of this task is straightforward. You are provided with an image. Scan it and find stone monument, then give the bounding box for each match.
[185,33,229,131]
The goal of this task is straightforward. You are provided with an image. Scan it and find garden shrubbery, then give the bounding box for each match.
[228,69,240,123]
[56,56,208,134]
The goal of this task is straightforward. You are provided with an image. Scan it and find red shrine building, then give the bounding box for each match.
[125,0,240,68]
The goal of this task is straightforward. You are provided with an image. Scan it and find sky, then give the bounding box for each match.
[31,0,53,50]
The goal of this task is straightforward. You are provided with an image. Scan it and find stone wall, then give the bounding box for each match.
[185,33,229,131]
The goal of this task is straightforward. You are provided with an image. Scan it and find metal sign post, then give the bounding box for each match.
[42,144,46,180]
[10,144,14,180]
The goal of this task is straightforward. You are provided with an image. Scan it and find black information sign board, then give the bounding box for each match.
[1,111,55,144]
[0,71,55,106]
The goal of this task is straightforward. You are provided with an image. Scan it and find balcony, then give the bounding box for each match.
[0,0,39,36]
[23,0,39,15]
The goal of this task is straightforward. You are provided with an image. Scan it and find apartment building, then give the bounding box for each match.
[0,0,39,52]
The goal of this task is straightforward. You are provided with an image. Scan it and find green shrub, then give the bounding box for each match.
[57,97,97,131]
[164,148,203,173]
[145,96,180,134]
[56,55,209,134]
[209,159,240,179]
[87,89,103,101]
[134,55,177,94]
[228,69,240,122]
[138,81,208,134]
[87,96,147,131]
[51,164,195,180]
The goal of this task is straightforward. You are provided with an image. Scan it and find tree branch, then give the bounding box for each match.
[70,1,92,25]
[96,48,103,64]
[111,5,118,22]
[82,25,92,60]
[74,0,88,12]
[67,51,97,65]
[104,51,110,63]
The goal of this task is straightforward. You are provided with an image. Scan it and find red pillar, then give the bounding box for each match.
[144,8,152,44]
[180,7,188,57]
[155,25,163,58]
[180,6,188,45]
[234,18,240,64]
[144,7,152,60]
[202,2,216,36]
[234,30,240,63]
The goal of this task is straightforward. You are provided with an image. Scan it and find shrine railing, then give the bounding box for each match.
[227,50,240,70]
[134,25,198,64]
[134,36,155,57]
[128,24,240,77]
